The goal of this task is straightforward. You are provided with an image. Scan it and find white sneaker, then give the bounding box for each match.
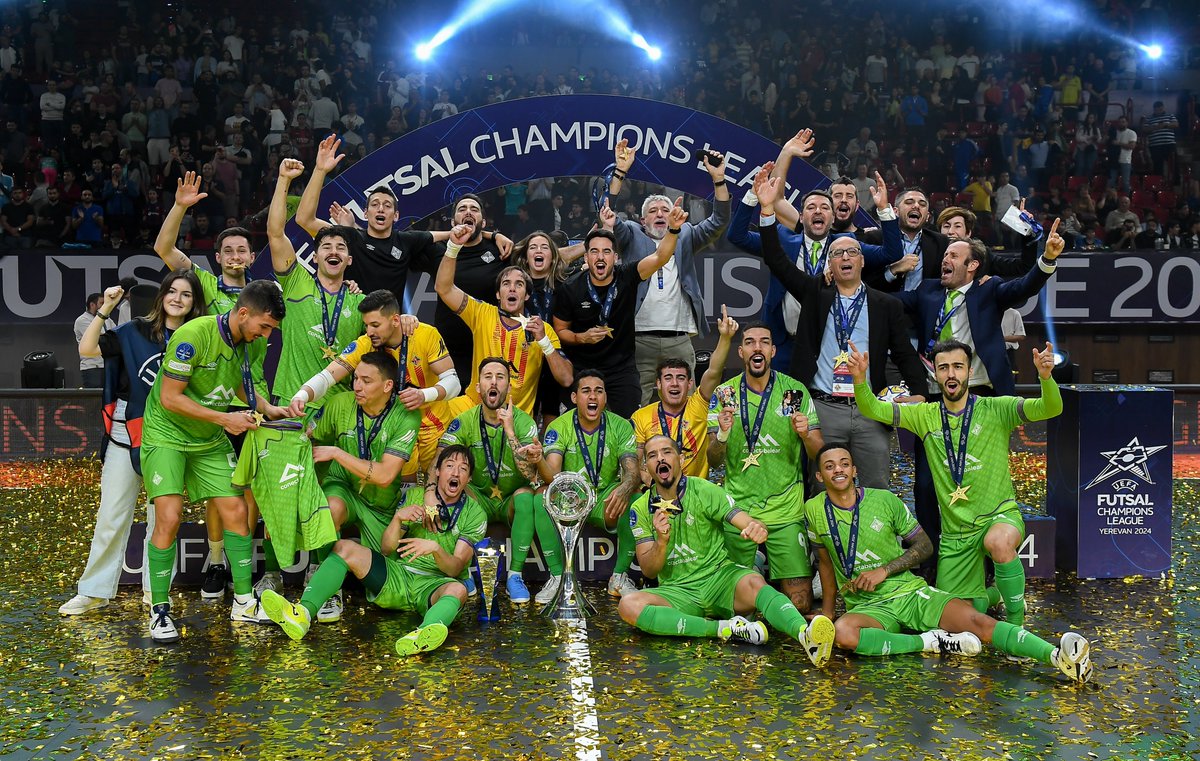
[933,629,983,656]
[230,594,271,623]
[535,575,562,605]
[59,594,108,616]
[799,614,836,667]
[254,572,283,597]
[316,591,343,623]
[149,603,180,643]
[606,572,637,597]
[718,615,768,645]
[1051,632,1093,683]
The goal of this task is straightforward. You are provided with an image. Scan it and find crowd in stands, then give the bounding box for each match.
[0,0,1197,252]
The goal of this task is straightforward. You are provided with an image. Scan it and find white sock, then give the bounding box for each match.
[208,539,224,565]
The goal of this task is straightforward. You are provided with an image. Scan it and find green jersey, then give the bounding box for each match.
[143,315,268,451]
[232,425,337,566]
[854,378,1062,537]
[629,477,743,587]
[312,391,420,511]
[708,371,820,524]
[195,265,240,314]
[397,488,488,577]
[544,410,637,494]
[804,488,926,609]
[439,404,539,499]
[272,264,364,405]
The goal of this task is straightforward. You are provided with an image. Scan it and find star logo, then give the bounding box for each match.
[1085,437,1168,490]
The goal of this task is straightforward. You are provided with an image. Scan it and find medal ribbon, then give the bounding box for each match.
[317,279,348,351]
[437,490,467,532]
[585,278,618,326]
[218,313,256,411]
[393,335,409,388]
[940,394,975,487]
[657,403,685,451]
[926,291,966,355]
[573,411,607,487]
[824,487,864,580]
[478,412,507,490]
[739,371,776,455]
[833,286,867,351]
[355,393,397,459]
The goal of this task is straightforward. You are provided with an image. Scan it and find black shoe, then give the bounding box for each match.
[201,563,229,599]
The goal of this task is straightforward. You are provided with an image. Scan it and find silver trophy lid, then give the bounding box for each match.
[544,471,596,523]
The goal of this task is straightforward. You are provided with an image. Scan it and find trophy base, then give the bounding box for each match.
[541,576,596,620]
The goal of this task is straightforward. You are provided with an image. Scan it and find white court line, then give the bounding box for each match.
[562,619,603,761]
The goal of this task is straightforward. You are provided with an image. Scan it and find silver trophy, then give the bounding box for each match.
[541,472,597,619]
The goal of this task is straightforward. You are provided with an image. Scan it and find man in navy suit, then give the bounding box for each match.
[896,219,1066,556]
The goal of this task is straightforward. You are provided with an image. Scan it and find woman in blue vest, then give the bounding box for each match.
[59,269,206,615]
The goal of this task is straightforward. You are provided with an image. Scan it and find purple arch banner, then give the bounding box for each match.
[275,94,862,255]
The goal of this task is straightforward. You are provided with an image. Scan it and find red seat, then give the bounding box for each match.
[1067,176,1088,191]
[1127,175,1141,191]
[930,192,953,205]
[955,192,974,206]
[1131,190,1156,209]
[1142,175,1164,191]
[1156,190,1177,208]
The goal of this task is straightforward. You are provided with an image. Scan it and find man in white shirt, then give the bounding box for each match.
[1109,116,1137,194]
[309,88,341,131]
[74,293,113,388]
[39,79,66,148]
[1001,308,1025,380]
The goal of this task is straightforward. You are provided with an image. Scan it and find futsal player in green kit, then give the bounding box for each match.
[538,369,642,601]
[261,444,486,656]
[806,443,1092,682]
[437,357,544,604]
[308,350,422,621]
[620,435,837,666]
[708,322,824,612]
[850,339,1064,628]
[141,280,288,643]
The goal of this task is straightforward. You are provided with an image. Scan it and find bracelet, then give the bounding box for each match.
[716,428,730,443]
[667,227,682,235]
[537,335,555,356]
[96,311,111,322]
[445,241,462,259]
[612,169,626,180]
[713,179,726,187]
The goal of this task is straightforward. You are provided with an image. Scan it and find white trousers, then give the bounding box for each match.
[75,445,156,599]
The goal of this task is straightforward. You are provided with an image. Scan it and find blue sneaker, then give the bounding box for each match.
[506,573,531,604]
[464,574,477,598]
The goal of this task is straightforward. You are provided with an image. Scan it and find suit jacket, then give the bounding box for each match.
[727,198,902,372]
[894,260,1056,395]
[864,226,1039,291]
[758,220,927,395]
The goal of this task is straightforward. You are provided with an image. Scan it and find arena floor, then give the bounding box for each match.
[2,461,1197,761]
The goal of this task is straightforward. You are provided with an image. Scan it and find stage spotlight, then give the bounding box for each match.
[1140,43,1163,59]
[647,46,662,61]
[630,32,661,61]
[415,43,433,61]
[1050,349,1079,384]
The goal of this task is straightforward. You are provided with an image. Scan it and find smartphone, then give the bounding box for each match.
[694,149,724,168]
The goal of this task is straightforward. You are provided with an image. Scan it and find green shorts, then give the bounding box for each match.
[467,485,516,523]
[369,556,459,614]
[143,441,241,502]
[722,521,812,580]
[936,510,1026,599]
[585,484,621,533]
[851,584,957,633]
[324,480,391,552]
[651,564,757,620]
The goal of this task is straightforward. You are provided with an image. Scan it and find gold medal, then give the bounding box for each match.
[250,411,265,426]
[741,451,761,471]
[833,351,850,368]
[600,325,614,338]
[321,345,339,360]
[490,484,503,500]
[949,484,971,506]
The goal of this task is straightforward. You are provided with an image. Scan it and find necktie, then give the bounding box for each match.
[809,240,823,270]
[939,290,962,342]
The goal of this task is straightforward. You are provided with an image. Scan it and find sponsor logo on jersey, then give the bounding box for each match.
[481,250,496,264]
[390,246,402,260]
[342,308,352,318]
[175,342,195,361]
[279,463,305,488]
[152,472,163,485]
[308,324,325,340]
[870,517,885,533]
[204,385,238,405]
[446,419,461,434]
[666,542,699,566]
[1085,436,1168,490]
[628,509,638,528]
[166,359,191,373]
[342,343,356,355]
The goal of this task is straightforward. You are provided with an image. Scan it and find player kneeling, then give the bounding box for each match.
[806,444,1092,683]
[618,435,836,667]
[261,445,485,656]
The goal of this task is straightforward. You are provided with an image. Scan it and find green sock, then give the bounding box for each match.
[993,621,1055,664]
[313,543,332,565]
[994,558,1027,625]
[509,492,535,574]
[635,605,719,638]
[422,596,461,628]
[147,542,176,606]
[755,586,805,640]
[613,512,635,574]
[300,553,348,619]
[986,584,1003,606]
[854,628,927,656]
[224,531,253,596]
[262,535,281,573]
[534,495,564,576]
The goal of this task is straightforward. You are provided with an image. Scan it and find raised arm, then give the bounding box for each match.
[269,158,304,273]
[698,305,737,400]
[769,129,817,230]
[295,134,344,237]
[153,172,205,271]
[635,197,685,280]
[756,170,818,299]
[433,223,475,312]
[1019,342,1064,421]
[79,285,123,357]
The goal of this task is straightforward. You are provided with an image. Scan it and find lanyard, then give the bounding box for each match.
[478,412,506,489]
[833,286,867,351]
[573,411,607,487]
[823,488,864,579]
[436,491,467,532]
[317,278,348,350]
[532,286,553,321]
[586,277,618,326]
[805,239,827,277]
[657,403,685,451]
[391,334,409,388]
[739,371,776,455]
[927,291,966,355]
[940,395,975,488]
[218,313,256,411]
[355,394,397,459]
[650,475,687,515]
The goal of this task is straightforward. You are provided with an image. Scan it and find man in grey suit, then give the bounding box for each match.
[606,139,731,404]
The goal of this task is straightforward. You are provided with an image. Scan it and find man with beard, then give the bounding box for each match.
[849,341,1065,635]
[707,322,824,612]
[552,202,687,418]
[620,435,836,666]
[805,443,1091,681]
[435,226,574,414]
[261,444,484,657]
[631,305,737,482]
[606,139,731,405]
[438,358,546,604]
[934,205,1042,278]
[753,169,926,489]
